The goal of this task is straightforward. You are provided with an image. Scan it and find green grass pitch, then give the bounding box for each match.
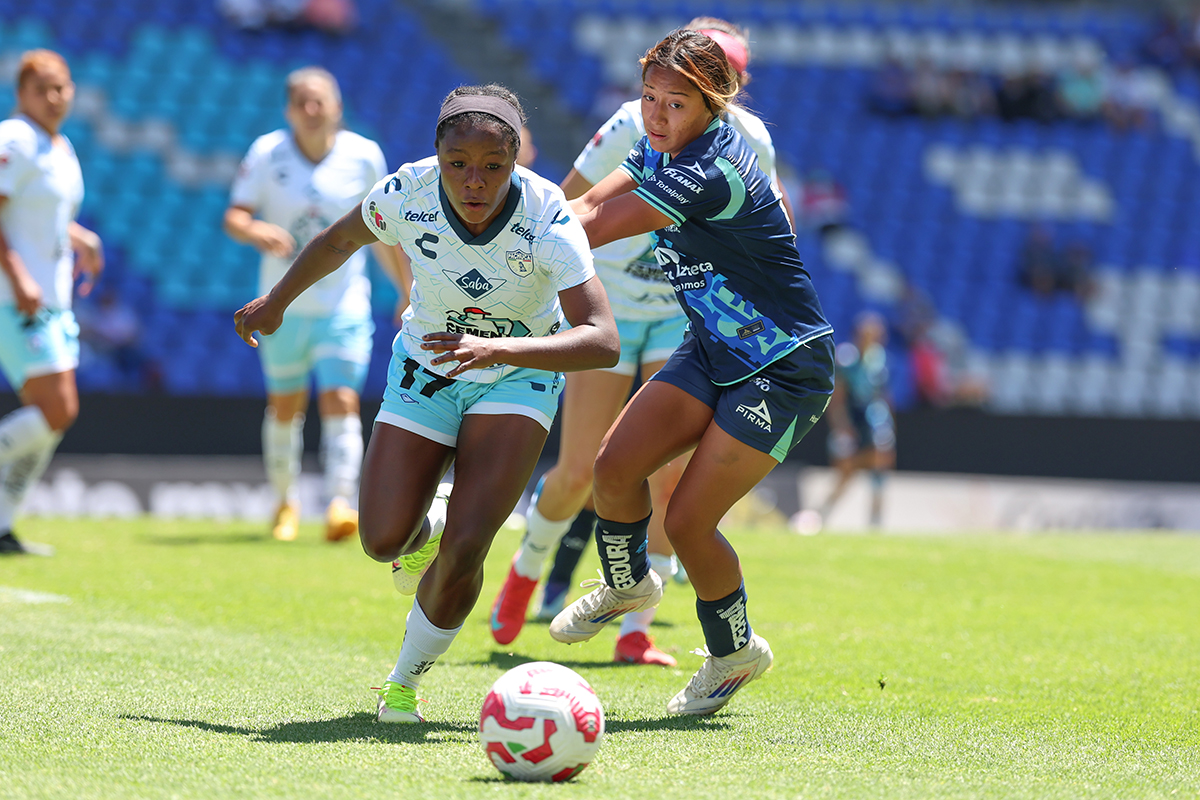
[2,518,1199,799]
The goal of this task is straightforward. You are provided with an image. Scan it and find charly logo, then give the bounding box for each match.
[445,268,504,300]
[506,249,533,278]
[383,175,402,194]
[414,233,439,259]
[736,399,773,432]
[445,307,531,338]
[368,201,385,232]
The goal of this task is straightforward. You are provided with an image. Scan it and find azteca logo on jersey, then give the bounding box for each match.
[445,307,532,338]
[444,268,506,301]
[367,201,386,232]
[654,246,713,292]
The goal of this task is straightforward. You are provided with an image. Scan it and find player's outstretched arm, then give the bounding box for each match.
[570,171,672,250]
[234,203,377,347]
[421,275,619,378]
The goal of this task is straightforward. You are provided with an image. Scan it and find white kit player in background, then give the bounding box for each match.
[489,17,797,666]
[225,66,411,543]
[0,50,103,557]
[234,85,617,723]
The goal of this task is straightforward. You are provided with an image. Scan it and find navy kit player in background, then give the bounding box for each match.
[225,67,411,544]
[554,30,835,715]
[797,311,895,532]
[0,50,103,556]
[235,85,618,723]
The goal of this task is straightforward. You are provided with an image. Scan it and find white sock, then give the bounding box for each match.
[320,414,363,503]
[387,599,461,688]
[513,502,572,579]
[0,432,61,531]
[262,410,303,506]
[0,406,56,467]
[618,553,675,637]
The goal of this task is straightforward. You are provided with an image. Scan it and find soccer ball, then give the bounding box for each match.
[479,661,605,782]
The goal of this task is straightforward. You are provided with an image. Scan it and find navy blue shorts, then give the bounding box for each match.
[650,333,835,462]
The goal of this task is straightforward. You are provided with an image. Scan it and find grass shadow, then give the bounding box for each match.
[138,532,271,546]
[122,713,477,744]
[467,651,675,672]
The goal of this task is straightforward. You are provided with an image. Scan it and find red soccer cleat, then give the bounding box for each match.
[490,563,539,645]
[614,631,677,667]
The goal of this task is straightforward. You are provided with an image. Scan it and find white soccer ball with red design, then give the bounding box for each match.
[479,661,605,782]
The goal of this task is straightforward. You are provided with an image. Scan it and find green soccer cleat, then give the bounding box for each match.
[375,681,424,723]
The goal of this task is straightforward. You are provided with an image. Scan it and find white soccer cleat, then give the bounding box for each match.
[391,483,451,595]
[549,569,663,644]
[666,633,774,716]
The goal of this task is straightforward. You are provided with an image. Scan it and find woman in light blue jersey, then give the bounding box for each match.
[553,30,836,717]
[235,84,618,723]
[0,50,102,556]
[225,66,411,544]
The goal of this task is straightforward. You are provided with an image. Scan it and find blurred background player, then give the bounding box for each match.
[236,84,617,723]
[559,29,834,715]
[224,66,410,543]
[489,17,795,668]
[795,312,895,533]
[0,50,102,556]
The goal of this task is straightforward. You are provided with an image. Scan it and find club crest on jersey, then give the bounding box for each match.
[445,307,532,338]
[445,268,505,300]
[368,201,386,231]
[506,249,533,278]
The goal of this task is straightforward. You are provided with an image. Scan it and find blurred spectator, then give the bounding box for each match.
[1142,14,1187,72]
[1017,224,1095,302]
[1056,58,1105,122]
[911,58,951,117]
[996,70,1059,123]
[1018,223,1061,297]
[76,288,159,390]
[798,168,850,239]
[1102,58,1156,132]
[897,282,988,409]
[867,58,913,117]
[945,68,996,120]
[217,0,357,33]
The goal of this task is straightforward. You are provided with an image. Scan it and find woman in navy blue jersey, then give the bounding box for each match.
[550,29,836,716]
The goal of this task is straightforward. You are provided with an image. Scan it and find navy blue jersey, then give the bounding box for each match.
[620,118,832,385]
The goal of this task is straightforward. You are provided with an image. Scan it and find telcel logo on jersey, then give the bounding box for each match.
[662,167,703,194]
[509,222,535,242]
[736,399,773,432]
[368,201,385,231]
[404,209,439,222]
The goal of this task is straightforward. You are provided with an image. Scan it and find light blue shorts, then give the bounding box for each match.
[602,314,689,376]
[375,338,564,448]
[258,312,373,395]
[0,306,80,389]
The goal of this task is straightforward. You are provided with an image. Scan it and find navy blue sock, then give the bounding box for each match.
[594,514,651,590]
[696,583,753,658]
[547,509,595,586]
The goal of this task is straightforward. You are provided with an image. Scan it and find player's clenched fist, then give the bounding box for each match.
[234,294,283,347]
